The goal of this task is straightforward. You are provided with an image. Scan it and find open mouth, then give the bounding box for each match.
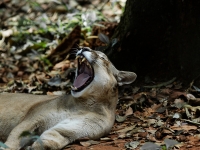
[71,55,94,92]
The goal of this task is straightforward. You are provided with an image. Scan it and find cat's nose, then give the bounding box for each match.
[77,47,91,56]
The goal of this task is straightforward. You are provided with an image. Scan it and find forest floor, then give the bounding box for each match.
[0,0,200,150]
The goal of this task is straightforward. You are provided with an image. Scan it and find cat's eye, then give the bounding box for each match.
[100,57,105,60]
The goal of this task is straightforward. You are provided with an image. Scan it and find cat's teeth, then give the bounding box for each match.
[81,58,86,62]
[71,86,77,90]
[75,56,80,60]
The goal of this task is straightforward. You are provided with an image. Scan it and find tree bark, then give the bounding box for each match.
[106,0,200,81]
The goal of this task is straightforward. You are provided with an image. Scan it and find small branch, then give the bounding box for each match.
[143,77,176,88]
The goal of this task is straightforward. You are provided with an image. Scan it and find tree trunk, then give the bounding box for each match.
[106,0,200,82]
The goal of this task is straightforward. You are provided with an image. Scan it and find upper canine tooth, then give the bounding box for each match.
[82,58,86,62]
[87,62,91,68]
[75,56,80,60]
[87,63,91,68]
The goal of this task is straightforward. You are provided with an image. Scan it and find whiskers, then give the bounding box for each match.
[70,45,84,56]
[69,48,79,56]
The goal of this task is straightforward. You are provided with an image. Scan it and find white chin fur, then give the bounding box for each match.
[71,85,90,98]
[71,90,80,98]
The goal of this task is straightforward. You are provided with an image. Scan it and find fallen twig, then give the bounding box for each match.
[143,77,176,88]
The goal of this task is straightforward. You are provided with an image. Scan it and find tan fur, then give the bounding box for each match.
[0,48,136,150]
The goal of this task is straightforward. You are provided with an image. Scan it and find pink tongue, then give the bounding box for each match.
[73,73,90,88]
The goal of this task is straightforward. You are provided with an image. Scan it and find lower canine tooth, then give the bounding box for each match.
[75,56,80,60]
[82,58,86,62]
[87,63,91,68]
[71,86,77,90]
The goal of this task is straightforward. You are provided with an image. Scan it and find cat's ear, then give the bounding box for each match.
[116,71,137,86]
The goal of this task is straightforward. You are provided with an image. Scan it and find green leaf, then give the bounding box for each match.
[20,131,32,137]
[40,57,52,66]
[32,42,47,49]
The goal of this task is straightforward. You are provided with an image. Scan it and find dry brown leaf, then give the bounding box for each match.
[195,134,200,140]
[174,142,185,149]
[170,91,187,99]
[151,104,162,112]
[118,132,126,139]
[163,129,173,134]
[155,128,165,140]
[187,136,200,142]
[53,60,70,70]
[177,135,187,142]
[146,128,157,134]
[80,140,100,147]
[160,88,172,95]
[127,128,145,137]
[100,137,111,141]
[187,94,196,100]
[116,125,136,133]
[143,108,154,117]
[148,134,160,142]
[125,107,133,116]
[174,98,185,104]
[147,119,157,126]
[138,132,148,138]
[133,92,148,100]
[171,125,197,131]
[80,141,91,147]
